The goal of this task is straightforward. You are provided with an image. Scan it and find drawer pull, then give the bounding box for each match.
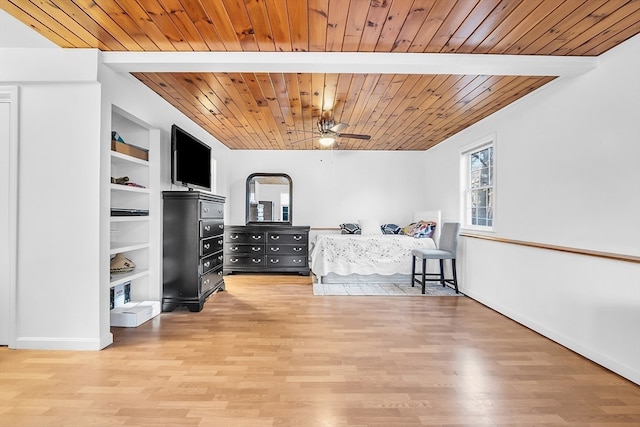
[205,226,211,231]
[293,235,303,240]
[293,259,302,264]
[230,234,239,239]
[203,207,209,213]
[203,278,210,285]
[204,243,210,249]
[252,247,261,252]
[218,240,223,245]
[270,247,280,251]
[230,258,239,263]
[218,271,223,276]
[270,235,280,240]
[218,255,223,260]
[252,258,262,263]
[229,246,239,252]
[204,261,211,268]
[270,259,280,264]
[293,247,302,252]
[219,224,224,229]
[252,235,262,240]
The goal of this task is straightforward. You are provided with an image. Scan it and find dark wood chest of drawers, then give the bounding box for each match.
[162,191,226,312]
[224,225,310,275]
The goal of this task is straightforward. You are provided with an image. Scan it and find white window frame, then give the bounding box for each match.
[460,135,496,232]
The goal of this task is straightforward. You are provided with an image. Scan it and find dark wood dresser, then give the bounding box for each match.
[223,225,310,275]
[162,191,226,312]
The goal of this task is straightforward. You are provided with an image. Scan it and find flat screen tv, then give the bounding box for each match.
[171,124,211,192]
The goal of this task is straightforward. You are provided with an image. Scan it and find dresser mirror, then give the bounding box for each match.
[246,173,292,224]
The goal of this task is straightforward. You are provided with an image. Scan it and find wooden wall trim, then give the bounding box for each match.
[310,228,639,263]
[461,233,640,264]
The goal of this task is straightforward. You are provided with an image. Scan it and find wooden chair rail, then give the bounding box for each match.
[309,228,639,263]
[461,233,640,264]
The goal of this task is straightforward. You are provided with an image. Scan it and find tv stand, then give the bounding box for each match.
[162,191,226,312]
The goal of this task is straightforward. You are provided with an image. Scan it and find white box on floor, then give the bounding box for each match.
[136,300,161,317]
[110,300,160,327]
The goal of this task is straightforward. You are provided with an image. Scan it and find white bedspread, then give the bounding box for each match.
[310,234,436,277]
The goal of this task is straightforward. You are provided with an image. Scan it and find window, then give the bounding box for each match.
[461,138,495,230]
[280,192,289,222]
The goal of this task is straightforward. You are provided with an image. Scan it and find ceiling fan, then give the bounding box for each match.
[290,117,371,148]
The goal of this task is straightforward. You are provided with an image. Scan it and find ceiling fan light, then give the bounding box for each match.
[318,136,335,146]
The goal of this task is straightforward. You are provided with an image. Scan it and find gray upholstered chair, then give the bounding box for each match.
[411,222,461,294]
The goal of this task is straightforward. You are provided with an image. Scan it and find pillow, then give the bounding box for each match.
[359,219,383,235]
[400,222,416,235]
[381,223,401,234]
[339,223,361,234]
[403,221,436,238]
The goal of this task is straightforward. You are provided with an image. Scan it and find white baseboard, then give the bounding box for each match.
[14,336,105,351]
[464,289,640,385]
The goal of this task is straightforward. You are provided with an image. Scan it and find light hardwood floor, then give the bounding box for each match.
[1,274,639,426]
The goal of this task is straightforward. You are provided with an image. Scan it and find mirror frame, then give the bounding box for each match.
[246,173,293,225]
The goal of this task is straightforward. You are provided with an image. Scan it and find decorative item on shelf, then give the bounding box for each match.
[110,253,136,274]
[111,176,129,185]
[110,208,149,217]
[110,176,146,188]
[110,282,131,309]
[112,131,125,143]
[111,130,149,161]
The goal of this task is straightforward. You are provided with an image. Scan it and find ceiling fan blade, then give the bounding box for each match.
[329,122,349,133]
[287,135,317,145]
[287,129,315,134]
[336,133,371,140]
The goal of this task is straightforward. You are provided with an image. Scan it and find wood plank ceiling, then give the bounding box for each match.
[3,1,640,150]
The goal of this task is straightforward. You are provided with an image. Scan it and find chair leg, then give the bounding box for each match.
[439,259,445,287]
[421,258,426,294]
[451,258,459,294]
[411,255,416,287]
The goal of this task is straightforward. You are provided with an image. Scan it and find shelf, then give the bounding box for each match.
[110,269,150,287]
[111,150,149,166]
[110,183,149,193]
[106,107,161,333]
[110,241,150,255]
[110,216,149,222]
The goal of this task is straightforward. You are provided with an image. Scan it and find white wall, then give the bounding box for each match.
[423,35,640,384]
[0,9,232,349]
[17,82,103,349]
[0,74,104,348]
[0,9,56,48]
[225,150,429,232]
[1,14,107,348]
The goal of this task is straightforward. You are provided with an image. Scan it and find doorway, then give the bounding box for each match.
[0,86,18,346]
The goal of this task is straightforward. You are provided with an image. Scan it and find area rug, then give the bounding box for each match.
[312,282,463,296]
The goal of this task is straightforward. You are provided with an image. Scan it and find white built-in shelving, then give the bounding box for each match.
[107,106,161,324]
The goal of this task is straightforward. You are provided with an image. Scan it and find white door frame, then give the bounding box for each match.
[0,86,18,347]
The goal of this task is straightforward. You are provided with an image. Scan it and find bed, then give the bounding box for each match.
[310,211,441,284]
